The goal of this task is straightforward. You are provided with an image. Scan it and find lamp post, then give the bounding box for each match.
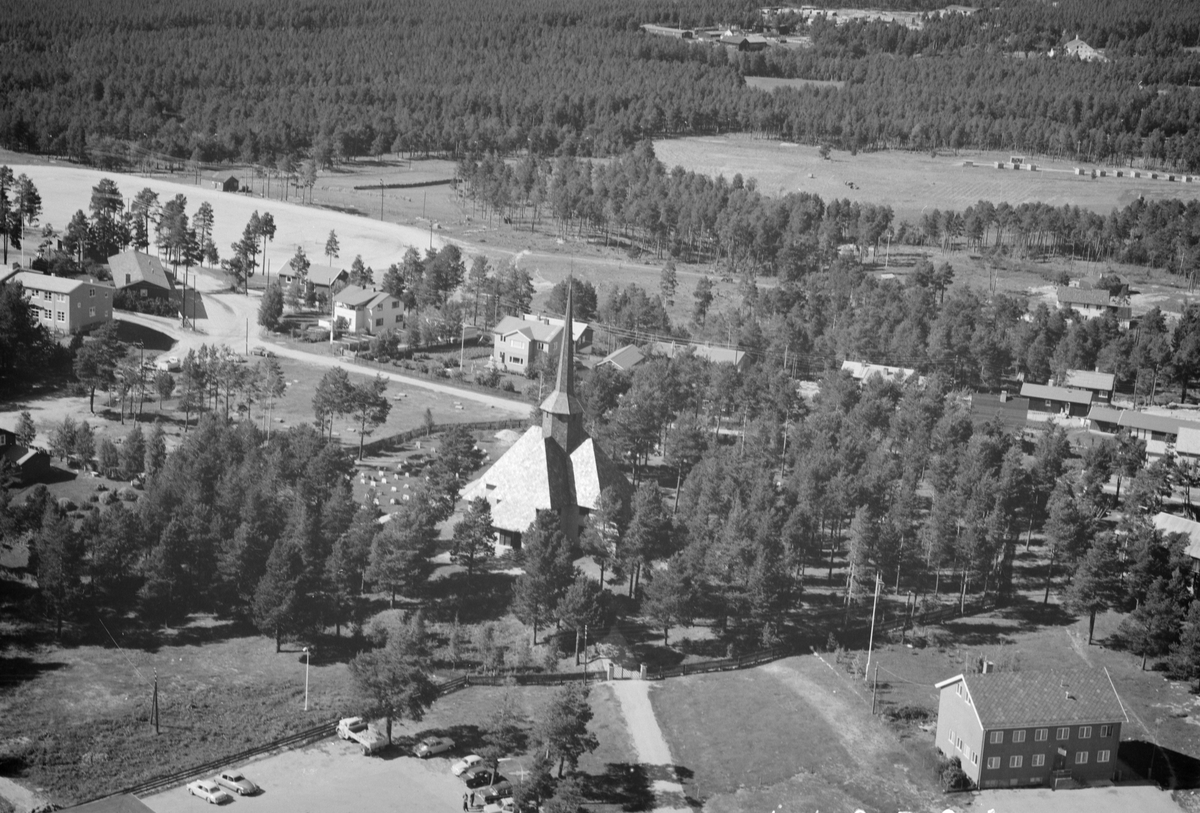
[303,646,311,711]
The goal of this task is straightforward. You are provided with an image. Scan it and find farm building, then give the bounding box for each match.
[1058,37,1108,63]
[1061,369,1116,403]
[970,392,1029,432]
[652,341,749,370]
[461,288,632,552]
[1087,406,1200,455]
[1019,383,1093,417]
[6,271,114,335]
[220,176,240,192]
[935,667,1127,789]
[640,23,694,38]
[108,250,176,300]
[719,29,770,50]
[491,312,591,375]
[1055,287,1132,325]
[597,344,646,372]
[332,286,403,335]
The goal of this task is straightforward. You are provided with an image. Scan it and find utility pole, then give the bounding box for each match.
[152,668,160,734]
[865,572,882,682]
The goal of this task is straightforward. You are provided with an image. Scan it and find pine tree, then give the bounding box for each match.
[1064,532,1125,645]
[451,497,494,586]
[367,490,438,606]
[531,683,598,777]
[144,422,167,477]
[512,510,577,644]
[253,535,306,652]
[121,423,145,479]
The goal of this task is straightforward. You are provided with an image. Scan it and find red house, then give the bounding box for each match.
[935,668,1127,789]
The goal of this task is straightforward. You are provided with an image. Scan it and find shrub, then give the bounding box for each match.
[500,380,516,392]
[88,494,99,503]
[937,754,972,791]
[100,491,117,505]
[887,705,932,722]
[57,498,77,512]
[119,488,138,502]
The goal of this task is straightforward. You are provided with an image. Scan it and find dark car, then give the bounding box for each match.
[465,770,506,789]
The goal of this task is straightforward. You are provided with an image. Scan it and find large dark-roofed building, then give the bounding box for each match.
[935,668,1128,789]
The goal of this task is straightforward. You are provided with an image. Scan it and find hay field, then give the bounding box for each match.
[654,136,1200,223]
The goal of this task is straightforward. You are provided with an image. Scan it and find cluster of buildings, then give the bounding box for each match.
[3,248,183,337]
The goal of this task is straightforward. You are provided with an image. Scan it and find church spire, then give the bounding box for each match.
[541,278,584,450]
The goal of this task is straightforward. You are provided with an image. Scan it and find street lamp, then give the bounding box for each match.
[303,646,311,711]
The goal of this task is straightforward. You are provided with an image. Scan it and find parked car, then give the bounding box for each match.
[250,346,275,357]
[451,754,484,776]
[413,736,455,758]
[186,779,233,805]
[156,356,182,372]
[482,798,516,813]
[215,770,259,796]
[465,770,506,789]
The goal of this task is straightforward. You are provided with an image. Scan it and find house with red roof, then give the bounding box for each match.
[935,667,1128,789]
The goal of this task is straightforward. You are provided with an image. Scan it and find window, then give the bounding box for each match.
[512,340,526,350]
[1100,725,1112,737]
[963,745,971,760]
[391,300,399,308]
[89,288,95,297]
[1075,751,1088,765]
[955,737,962,751]
[1098,750,1110,763]
[1009,756,1023,768]
[375,318,383,327]
[511,357,523,366]
[89,307,96,317]
[948,729,955,745]
[990,731,1003,744]
[1032,754,1045,767]
[140,288,148,298]
[42,308,51,320]
[126,274,131,284]
[396,315,403,323]
[956,684,962,696]
[1056,727,1070,740]
[1079,726,1091,739]
[1013,730,1026,743]
[971,753,978,765]
[1035,729,1048,742]
[56,311,65,322]
[986,757,999,770]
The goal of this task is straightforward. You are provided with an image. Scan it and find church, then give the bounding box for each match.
[462,285,632,550]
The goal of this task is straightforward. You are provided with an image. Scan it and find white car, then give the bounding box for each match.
[451,754,483,776]
[187,779,233,805]
[215,769,259,795]
[413,736,455,758]
[483,799,515,813]
[156,356,182,372]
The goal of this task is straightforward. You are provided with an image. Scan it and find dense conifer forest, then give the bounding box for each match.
[4,0,1200,168]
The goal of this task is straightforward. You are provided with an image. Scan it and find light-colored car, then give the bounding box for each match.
[482,798,515,813]
[250,346,275,357]
[186,779,233,805]
[156,356,182,372]
[451,754,483,776]
[413,736,455,758]
[215,770,259,796]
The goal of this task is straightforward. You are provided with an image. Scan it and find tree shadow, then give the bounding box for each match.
[429,570,519,624]
[1119,740,1200,788]
[0,654,67,688]
[113,321,176,351]
[581,763,654,811]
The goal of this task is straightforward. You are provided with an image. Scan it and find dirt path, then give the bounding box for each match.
[608,680,691,813]
[0,777,47,813]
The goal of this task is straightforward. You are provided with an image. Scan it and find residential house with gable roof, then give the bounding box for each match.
[108,250,176,301]
[332,286,404,335]
[1019,382,1094,417]
[651,341,749,371]
[462,284,632,550]
[7,271,114,335]
[1062,369,1116,403]
[1056,287,1131,325]
[277,260,348,303]
[597,345,646,372]
[491,313,592,375]
[935,667,1128,789]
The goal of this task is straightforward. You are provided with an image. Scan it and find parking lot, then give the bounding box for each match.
[143,736,467,813]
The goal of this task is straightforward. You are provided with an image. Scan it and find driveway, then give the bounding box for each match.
[143,737,465,813]
[609,680,691,813]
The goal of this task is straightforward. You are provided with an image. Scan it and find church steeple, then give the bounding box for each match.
[541,279,584,451]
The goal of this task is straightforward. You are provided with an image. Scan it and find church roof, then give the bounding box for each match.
[462,426,576,533]
[571,437,634,511]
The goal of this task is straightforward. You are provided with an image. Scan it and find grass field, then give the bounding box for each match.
[654,135,1200,225]
[649,654,951,812]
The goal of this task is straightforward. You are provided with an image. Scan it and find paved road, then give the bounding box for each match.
[609,680,691,813]
[143,737,466,813]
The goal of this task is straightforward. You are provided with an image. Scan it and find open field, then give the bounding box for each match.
[743,76,845,91]
[3,162,443,276]
[649,654,952,812]
[654,136,1200,224]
